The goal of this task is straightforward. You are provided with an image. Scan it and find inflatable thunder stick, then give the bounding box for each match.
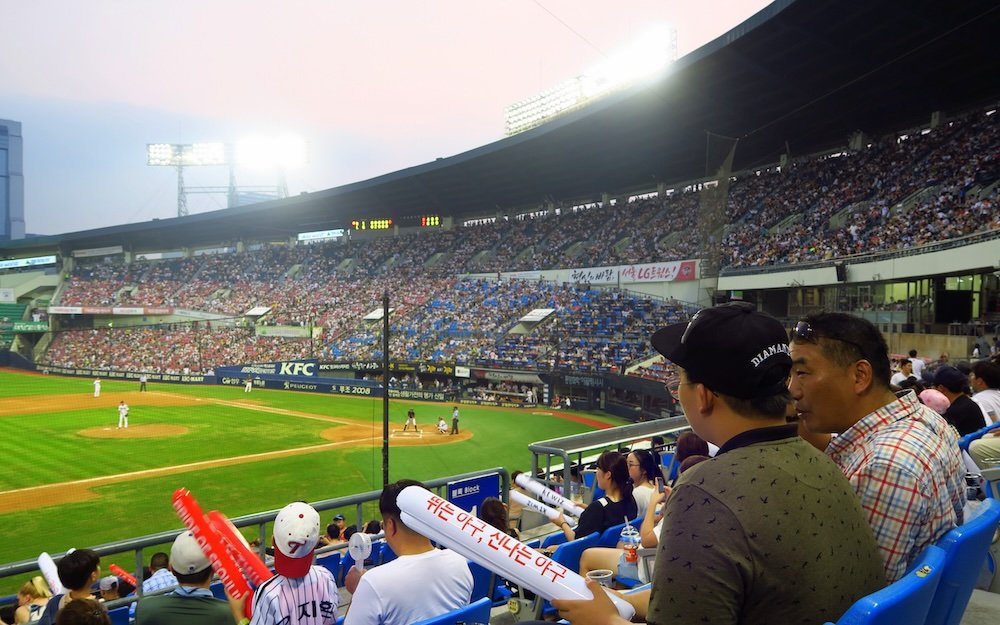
[37,552,63,595]
[206,511,272,587]
[397,486,635,620]
[514,473,586,518]
[510,490,564,522]
[171,489,252,602]
[108,564,138,587]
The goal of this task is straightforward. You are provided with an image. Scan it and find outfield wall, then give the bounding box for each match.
[29,362,449,401]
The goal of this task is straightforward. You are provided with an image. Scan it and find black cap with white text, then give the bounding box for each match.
[651,302,792,399]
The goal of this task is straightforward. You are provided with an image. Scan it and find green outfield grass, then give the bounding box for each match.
[0,369,625,572]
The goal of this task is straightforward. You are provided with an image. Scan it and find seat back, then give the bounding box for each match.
[828,545,946,625]
[411,596,491,625]
[598,521,628,547]
[338,551,355,586]
[550,532,600,574]
[534,533,601,617]
[107,606,130,625]
[541,530,570,549]
[316,551,342,580]
[467,559,496,603]
[926,499,1000,625]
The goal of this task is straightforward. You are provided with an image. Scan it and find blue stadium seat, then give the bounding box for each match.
[107,606,130,625]
[597,518,642,548]
[541,530,570,549]
[959,421,1000,451]
[316,551,342,580]
[411,596,491,625]
[825,545,946,625]
[534,532,601,618]
[925,499,1000,625]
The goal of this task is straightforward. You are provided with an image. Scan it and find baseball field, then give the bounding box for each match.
[0,368,623,578]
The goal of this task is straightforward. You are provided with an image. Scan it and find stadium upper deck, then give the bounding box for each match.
[0,0,996,257]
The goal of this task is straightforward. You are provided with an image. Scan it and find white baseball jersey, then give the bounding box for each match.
[250,566,338,625]
[118,403,129,418]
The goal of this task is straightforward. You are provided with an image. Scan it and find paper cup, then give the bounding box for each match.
[586,569,614,587]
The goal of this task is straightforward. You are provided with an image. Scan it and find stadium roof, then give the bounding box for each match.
[4,0,999,256]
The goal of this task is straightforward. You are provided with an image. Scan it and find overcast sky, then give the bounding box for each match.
[1,0,772,236]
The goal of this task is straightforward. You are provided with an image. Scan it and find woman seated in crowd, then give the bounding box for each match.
[550,450,637,541]
[579,432,711,581]
[479,497,519,539]
[626,449,661,517]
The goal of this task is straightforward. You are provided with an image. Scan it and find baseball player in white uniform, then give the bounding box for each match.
[117,401,129,429]
[246,502,339,625]
[93,378,101,397]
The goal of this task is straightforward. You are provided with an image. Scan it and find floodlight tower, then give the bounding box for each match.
[146,143,228,217]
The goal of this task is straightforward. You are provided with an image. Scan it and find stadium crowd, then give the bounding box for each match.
[38,106,999,374]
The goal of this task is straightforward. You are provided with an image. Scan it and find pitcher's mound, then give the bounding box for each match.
[79,424,189,439]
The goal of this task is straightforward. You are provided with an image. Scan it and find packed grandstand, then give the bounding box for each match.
[11,104,991,379]
[2,1,1000,624]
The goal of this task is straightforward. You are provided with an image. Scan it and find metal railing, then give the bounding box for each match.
[0,467,509,599]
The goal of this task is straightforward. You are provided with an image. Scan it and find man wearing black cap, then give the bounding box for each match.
[552,303,884,625]
[934,365,987,436]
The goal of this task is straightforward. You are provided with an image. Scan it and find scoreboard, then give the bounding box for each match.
[350,216,441,231]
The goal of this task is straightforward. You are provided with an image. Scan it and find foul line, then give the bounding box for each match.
[0,436,373,498]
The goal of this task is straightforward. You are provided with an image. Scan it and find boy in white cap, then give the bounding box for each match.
[246,502,339,625]
[134,531,233,625]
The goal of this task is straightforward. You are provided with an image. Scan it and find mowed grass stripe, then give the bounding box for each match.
[0,370,142,398]
[0,403,344,490]
[0,369,626,573]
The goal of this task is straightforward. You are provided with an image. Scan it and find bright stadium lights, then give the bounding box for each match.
[147,136,306,218]
[504,24,677,136]
[587,24,675,91]
[145,142,228,167]
[235,134,308,170]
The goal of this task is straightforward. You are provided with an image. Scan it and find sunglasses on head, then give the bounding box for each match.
[791,320,865,353]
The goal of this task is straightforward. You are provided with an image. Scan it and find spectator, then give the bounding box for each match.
[789,312,965,581]
[624,449,659,517]
[127,552,177,621]
[550,451,637,541]
[37,549,103,625]
[479,497,518,539]
[247,502,339,625]
[970,359,1000,423]
[910,349,926,379]
[134,530,236,625]
[96,578,120,603]
[54,600,109,625]
[344,479,473,625]
[890,358,915,387]
[934,366,987,436]
[555,302,884,625]
[14,576,52,624]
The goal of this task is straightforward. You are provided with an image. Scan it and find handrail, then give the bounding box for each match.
[0,467,509,584]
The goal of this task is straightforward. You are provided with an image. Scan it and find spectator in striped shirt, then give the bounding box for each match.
[789,312,965,582]
[245,502,339,625]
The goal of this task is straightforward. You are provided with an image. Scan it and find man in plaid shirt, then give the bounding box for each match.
[789,312,965,582]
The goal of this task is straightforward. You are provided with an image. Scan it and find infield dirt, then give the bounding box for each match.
[0,391,472,514]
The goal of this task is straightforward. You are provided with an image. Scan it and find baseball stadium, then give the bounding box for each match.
[2,1,1000,623]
